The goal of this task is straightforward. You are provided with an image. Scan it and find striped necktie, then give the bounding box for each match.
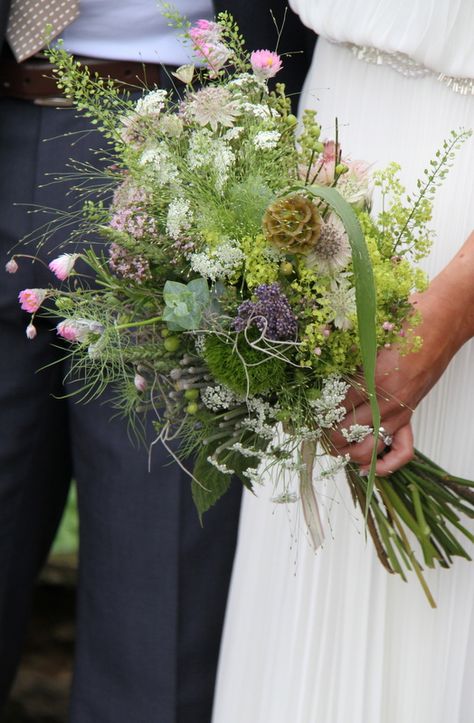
[6,0,80,63]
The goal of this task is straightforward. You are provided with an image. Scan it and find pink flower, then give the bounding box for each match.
[26,323,37,340]
[250,50,283,80]
[56,319,89,343]
[18,288,47,313]
[5,258,18,273]
[49,253,80,281]
[134,373,147,392]
[189,19,231,75]
[56,318,103,343]
[189,19,222,45]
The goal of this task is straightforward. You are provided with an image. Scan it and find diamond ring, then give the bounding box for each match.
[378,426,393,447]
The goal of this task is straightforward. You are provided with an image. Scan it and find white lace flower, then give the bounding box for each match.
[188,130,235,192]
[201,384,241,411]
[253,130,281,150]
[139,143,180,186]
[240,101,279,120]
[207,456,235,475]
[190,240,244,281]
[309,376,350,429]
[318,454,351,479]
[341,424,373,444]
[135,89,168,116]
[166,198,193,240]
[231,442,257,458]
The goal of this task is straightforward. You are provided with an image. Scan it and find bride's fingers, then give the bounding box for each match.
[361,424,415,476]
[373,424,414,475]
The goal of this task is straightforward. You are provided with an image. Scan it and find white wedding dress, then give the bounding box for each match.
[213,2,474,722]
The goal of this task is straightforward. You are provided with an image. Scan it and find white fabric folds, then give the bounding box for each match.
[212,23,474,723]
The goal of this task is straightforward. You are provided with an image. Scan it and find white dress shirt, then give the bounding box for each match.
[60,0,214,64]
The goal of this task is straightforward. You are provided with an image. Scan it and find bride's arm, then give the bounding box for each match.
[330,230,474,473]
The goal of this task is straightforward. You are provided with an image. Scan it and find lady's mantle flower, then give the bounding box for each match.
[18,288,47,313]
[306,217,351,274]
[250,50,283,80]
[49,253,80,281]
[186,87,240,131]
[233,283,298,341]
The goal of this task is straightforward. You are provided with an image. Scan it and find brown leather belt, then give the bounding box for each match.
[0,55,169,105]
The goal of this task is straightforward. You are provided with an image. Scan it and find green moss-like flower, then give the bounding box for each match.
[204,334,286,395]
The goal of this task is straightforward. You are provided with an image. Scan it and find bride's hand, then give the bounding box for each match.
[329,230,474,473]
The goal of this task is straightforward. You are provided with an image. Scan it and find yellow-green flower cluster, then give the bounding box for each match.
[241,234,280,288]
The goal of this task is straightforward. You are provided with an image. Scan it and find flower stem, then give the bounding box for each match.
[115,316,162,330]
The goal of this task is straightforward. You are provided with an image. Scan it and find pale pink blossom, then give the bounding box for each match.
[56,318,104,342]
[56,319,89,343]
[26,323,37,340]
[5,258,18,273]
[250,50,283,80]
[189,19,231,75]
[18,288,47,313]
[49,253,80,281]
[134,373,147,392]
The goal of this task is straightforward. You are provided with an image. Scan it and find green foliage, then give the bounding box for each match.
[163,278,210,330]
[204,334,286,395]
[46,42,133,144]
[192,448,233,517]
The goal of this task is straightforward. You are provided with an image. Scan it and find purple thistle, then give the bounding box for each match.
[233,283,298,341]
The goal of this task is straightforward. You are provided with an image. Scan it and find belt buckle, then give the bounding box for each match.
[33,96,75,107]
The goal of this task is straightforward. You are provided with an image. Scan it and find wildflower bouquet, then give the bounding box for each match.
[14,10,474,604]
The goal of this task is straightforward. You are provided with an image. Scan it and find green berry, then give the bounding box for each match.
[161,328,170,338]
[186,402,199,415]
[164,336,180,352]
[184,388,199,401]
[280,261,294,277]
